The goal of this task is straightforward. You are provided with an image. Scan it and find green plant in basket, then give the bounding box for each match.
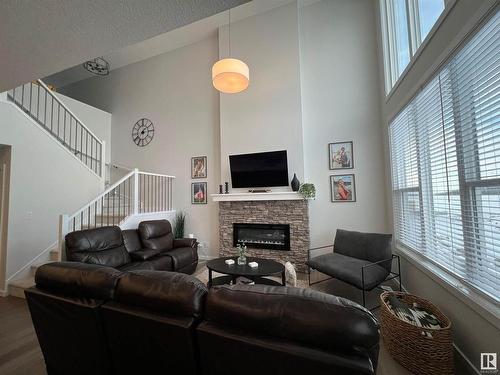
[299,183,316,199]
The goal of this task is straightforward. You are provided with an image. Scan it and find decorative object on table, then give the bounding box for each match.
[329,141,353,169]
[225,259,235,265]
[236,243,247,265]
[191,156,207,178]
[82,57,110,76]
[380,291,453,375]
[132,118,154,147]
[219,184,223,194]
[248,261,258,268]
[291,173,300,191]
[173,211,186,238]
[298,183,316,199]
[212,8,249,94]
[284,261,297,287]
[224,182,229,194]
[330,174,356,202]
[191,182,207,204]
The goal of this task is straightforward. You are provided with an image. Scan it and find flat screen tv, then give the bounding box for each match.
[229,150,289,188]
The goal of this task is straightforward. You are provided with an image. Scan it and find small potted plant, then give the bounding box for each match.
[299,183,316,199]
[173,211,186,239]
[237,242,247,265]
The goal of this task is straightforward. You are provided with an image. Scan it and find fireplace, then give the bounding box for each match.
[233,223,290,251]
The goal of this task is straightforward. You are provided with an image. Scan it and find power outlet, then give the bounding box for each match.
[26,211,33,220]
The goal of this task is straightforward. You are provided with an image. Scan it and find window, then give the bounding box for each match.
[389,11,500,302]
[380,0,447,93]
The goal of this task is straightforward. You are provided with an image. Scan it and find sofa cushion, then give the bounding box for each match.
[173,238,197,248]
[205,284,379,354]
[129,249,162,261]
[114,270,208,318]
[35,262,123,300]
[65,226,131,268]
[138,220,174,252]
[118,262,155,272]
[122,229,143,253]
[307,252,389,290]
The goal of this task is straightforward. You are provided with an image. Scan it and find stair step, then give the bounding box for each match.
[50,249,59,261]
[8,276,35,299]
[31,261,55,276]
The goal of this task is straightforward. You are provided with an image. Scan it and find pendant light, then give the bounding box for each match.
[212,8,249,93]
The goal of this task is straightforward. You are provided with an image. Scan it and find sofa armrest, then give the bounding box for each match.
[173,238,197,249]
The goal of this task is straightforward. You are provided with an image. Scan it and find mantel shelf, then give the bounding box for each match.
[211,191,305,202]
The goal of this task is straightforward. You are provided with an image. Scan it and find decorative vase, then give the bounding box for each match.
[291,173,300,191]
[237,254,247,265]
[237,243,247,265]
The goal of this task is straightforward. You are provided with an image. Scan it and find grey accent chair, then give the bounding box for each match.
[306,229,400,308]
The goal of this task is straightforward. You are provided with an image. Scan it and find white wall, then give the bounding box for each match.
[0,100,102,281]
[218,2,304,191]
[55,93,112,166]
[60,37,221,258]
[299,0,388,248]
[375,0,500,370]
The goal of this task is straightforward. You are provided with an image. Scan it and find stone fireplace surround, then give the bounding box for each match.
[218,199,310,272]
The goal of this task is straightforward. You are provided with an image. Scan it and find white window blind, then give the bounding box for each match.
[389,10,500,301]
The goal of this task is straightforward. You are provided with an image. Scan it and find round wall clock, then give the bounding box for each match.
[132,118,154,147]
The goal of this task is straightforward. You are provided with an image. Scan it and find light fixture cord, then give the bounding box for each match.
[228,8,231,58]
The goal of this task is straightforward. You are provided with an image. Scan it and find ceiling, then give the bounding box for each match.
[0,0,250,92]
[44,0,301,89]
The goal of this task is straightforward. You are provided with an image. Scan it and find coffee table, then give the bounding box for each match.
[206,256,286,288]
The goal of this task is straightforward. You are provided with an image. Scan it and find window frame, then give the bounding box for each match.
[380,0,457,98]
[387,7,500,308]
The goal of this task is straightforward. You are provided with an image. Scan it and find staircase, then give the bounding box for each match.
[5,80,175,298]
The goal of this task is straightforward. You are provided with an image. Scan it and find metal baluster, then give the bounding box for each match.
[80,211,84,230]
[141,174,144,213]
[87,206,90,230]
[21,83,25,107]
[80,124,83,161]
[50,97,54,132]
[90,137,94,173]
[37,83,40,120]
[57,102,60,140]
[94,201,97,229]
[101,197,104,227]
[63,109,67,145]
[85,131,88,168]
[107,192,110,226]
[29,82,32,114]
[44,90,47,129]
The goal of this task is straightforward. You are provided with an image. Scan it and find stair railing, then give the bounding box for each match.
[58,169,175,260]
[6,79,105,177]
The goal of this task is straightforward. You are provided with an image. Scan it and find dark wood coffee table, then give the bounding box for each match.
[206,256,285,288]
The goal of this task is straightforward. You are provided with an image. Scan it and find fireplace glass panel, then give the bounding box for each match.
[233,223,290,251]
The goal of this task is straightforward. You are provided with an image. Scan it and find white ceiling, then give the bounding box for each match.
[44,0,301,89]
[0,0,250,92]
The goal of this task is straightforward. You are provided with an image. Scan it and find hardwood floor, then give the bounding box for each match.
[0,296,46,375]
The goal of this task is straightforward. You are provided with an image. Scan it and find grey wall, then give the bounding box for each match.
[375,0,500,371]
[299,0,388,249]
[218,2,304,191]
[61,37,221,258]
[0,100,102,283]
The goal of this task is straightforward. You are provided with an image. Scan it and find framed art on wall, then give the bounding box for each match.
[192,156,207,178]
[329,141,354,169]
[330,174,356,202]
[192,182,207,204]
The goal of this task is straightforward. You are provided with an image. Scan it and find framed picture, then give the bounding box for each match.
[191,156,207,178]
[330,174,356,202]
[192,182,207,204]
[329,141,354,170]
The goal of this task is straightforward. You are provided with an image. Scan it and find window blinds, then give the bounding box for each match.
[389,10,499,301]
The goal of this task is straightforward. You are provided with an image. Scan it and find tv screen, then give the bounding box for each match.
[229,150,289,188]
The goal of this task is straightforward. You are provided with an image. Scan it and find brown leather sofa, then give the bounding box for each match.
[25,262,380,375]
[65,220,198,274]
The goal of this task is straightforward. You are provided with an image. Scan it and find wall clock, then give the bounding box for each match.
[132,118,154,147]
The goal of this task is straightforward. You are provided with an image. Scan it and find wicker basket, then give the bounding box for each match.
[380,292,454,375]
